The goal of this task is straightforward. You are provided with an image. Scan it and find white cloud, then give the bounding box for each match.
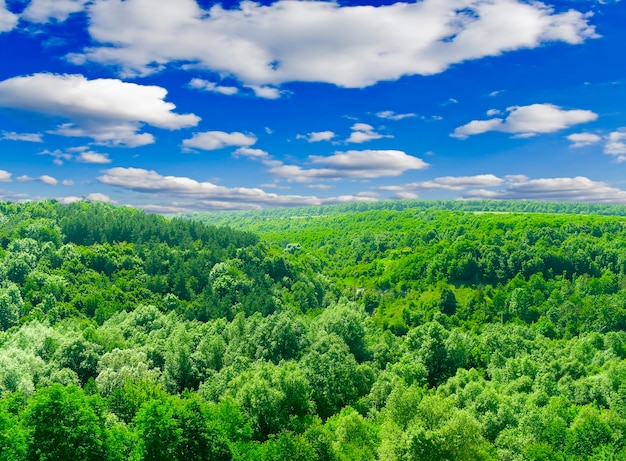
[57,193,117,204]
[567,132,602,148]
[486,109,501,116]
[297,131,336,143]
[188,79,283,99]
[39,175,58,186]
[236,144,427,183]
[71,0,597,89]
[0,73,199,147]
[183,131,257,151]
[247,85,283,99]
[97,167,375,210]
[0,169,11,182]
[352,123,374,132]
[346,123,391,144]
[269,149,428,183]
[259,183,290,190]
[18,174,59,186]
[382,174,504,193]
[395,192,420,200]
[0,131,43,142]
[307,184,333,190]
[39,149,72,165]
[39,147,112,165]
[76,151,112,164]
[233,147,271,160]
[62,180,74,186]
[376,111,416,121]
[0,0,18,32]
[605,130,626,161]
[52,122,155,147]
[452,104,598,139]
[56,196,82,204]
[188,78,239,96]
[463,175,626,203]
[85,192,116,203]
[22,0,89,23]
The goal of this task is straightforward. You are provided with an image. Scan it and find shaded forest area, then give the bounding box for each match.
[2,200,626,460]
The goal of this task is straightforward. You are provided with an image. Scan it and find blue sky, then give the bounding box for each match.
[0,0,624,212]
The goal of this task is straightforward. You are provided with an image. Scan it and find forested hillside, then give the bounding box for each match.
[2,200,626,460]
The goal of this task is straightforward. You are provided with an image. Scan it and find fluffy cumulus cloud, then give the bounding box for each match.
[97,167,376,210]
[0,73,199,147]
[463,175,626,204]
[297,131,336,143]
[246,85,283,100]
[183,131,257,151]
[0,0,18,32]
[0,169,11,182]
[269,149,428,183]
[68,0,597,89]
[605,130,626,161]
[76,151,112,164]
[21,0,89,23]
[567,132,602,147]
[382,174,504,196]
[452,104,598,139]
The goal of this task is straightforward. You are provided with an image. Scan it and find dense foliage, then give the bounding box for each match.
[2,200,626,459]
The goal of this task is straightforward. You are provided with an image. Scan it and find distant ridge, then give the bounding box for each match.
[181,199,626,224]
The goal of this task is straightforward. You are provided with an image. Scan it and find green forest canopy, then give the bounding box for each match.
[1,199,626,460]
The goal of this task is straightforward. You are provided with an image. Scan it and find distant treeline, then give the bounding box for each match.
[182,199,626,226]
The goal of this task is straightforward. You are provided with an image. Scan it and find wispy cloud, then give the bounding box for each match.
[39,147,111,165]
[18,174,59,186]
[1,131,43,142]
[376,111,416,121]
[188,78,239,96]
[97,167,377,210]
[297,131,336,143]
[382,174,504,196]
[463,175,626,204]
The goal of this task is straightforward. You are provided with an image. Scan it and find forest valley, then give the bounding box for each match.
[2,199,626,460]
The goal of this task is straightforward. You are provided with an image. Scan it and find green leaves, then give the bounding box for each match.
[132,395,232,461]
[24,384,107,461]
